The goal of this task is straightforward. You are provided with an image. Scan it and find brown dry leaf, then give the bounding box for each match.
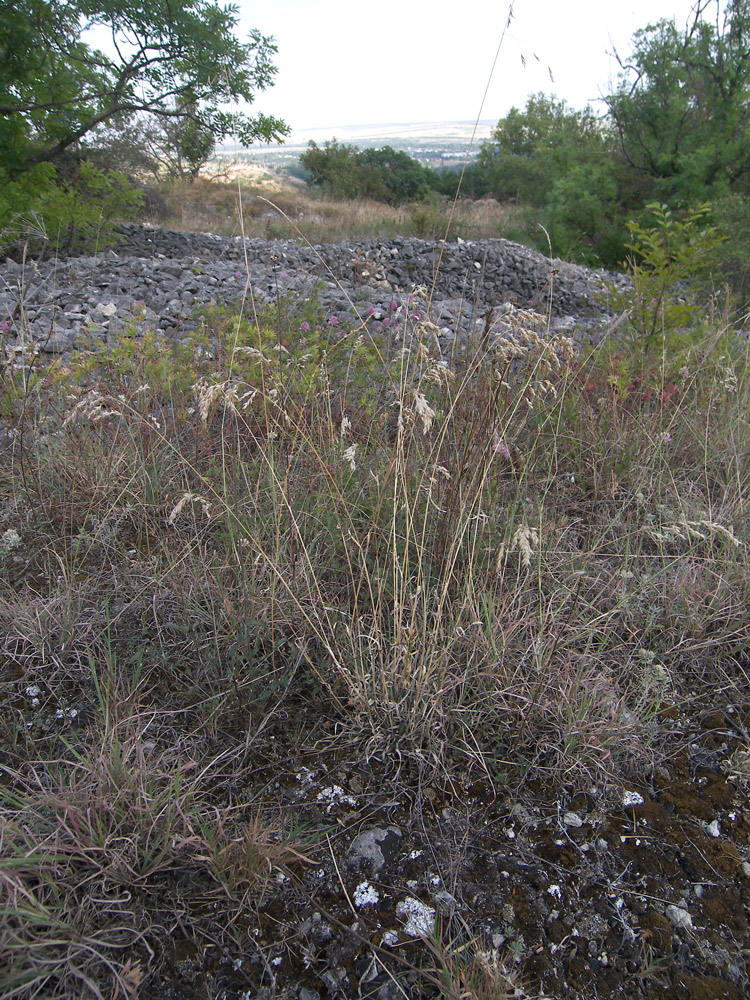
[119,958,144,998]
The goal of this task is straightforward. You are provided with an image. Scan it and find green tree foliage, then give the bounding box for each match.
[300,140,435,205]
[0,0,288,175]
[142,90,218,180]
[300,141,376,199]
[620,202,726,351]
[710,192,750,304]
[430,163,491,200]
[606,0,750,203]
[428,4,750,270]
[0,161,144,255]
[357,147,433,203]
[471,94,626,264]
[0,0,287,252]
[476,94,610,205]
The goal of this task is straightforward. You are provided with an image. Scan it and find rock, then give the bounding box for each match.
[666,904,694,931]
[345,826,402,872]
[563,811,584,828]
[396,896,436,937]
[0,225,625,365]
[622,790,645,807]
[94,301,117,319]
[37,327,78,353]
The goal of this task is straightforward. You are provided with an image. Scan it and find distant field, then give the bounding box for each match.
[212,119,496,171]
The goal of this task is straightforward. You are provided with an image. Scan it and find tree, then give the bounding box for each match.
[473,94,627,264]
[0,0,288,176]
[299,141,433,205]
[476,94,612,206]
[142,91,218,179]
[358,147,433,204]
[300,140,373,199]
[605,0,750,203]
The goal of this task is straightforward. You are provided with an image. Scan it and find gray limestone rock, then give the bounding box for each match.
[0,224,625,363]
[345,826,403,873]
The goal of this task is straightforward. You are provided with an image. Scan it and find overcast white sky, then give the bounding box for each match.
[240,0,704,134]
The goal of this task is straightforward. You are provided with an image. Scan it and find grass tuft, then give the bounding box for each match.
[2,217,750,995]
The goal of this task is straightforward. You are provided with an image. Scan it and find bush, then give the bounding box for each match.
[616,202,726,353]
[710,193,750,309]
[0,161,143,257]
[300,140,436,206]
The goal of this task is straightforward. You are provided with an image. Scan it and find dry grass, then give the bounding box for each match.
[157,174,526,243]
[1,222,750,996]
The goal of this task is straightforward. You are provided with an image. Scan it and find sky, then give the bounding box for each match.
[239,0,704,134]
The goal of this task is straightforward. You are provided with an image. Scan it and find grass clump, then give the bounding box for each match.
[158,173,526,243]
[1,254,749,995]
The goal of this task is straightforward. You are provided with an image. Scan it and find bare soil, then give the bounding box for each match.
[140,661,750,1000]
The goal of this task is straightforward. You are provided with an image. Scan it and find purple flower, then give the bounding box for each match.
[328,315,339,327]
[300,321,311,333]
[391,301,398,310]
[493,440,511,459]
[413,312,422,320]
[235,270,244,279]
[281,271,289,279]
[366,306,375,316]
[383,317,391,327]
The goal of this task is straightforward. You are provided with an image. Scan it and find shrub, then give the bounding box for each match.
[300,140,436,205]
[617,202,726,353]
[0,161,143,257]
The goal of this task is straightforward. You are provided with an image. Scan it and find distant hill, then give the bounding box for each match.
[213,120,496,171]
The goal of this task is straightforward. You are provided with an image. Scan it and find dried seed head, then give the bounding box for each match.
[498,522,540,570]
[194,379,226,426]
[168,493,212,526]
[63,391,124,426]
[413,391,435,435]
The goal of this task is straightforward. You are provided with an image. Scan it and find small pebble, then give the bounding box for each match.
[666,905,693,931]
[622,790,645,807]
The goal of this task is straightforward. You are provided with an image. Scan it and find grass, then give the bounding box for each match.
[1,204,750,997]
[156,172,530,243]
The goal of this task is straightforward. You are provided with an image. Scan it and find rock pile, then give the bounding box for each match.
[0,223,628,359]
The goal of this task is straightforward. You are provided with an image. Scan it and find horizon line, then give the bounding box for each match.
[287,119,496,131]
